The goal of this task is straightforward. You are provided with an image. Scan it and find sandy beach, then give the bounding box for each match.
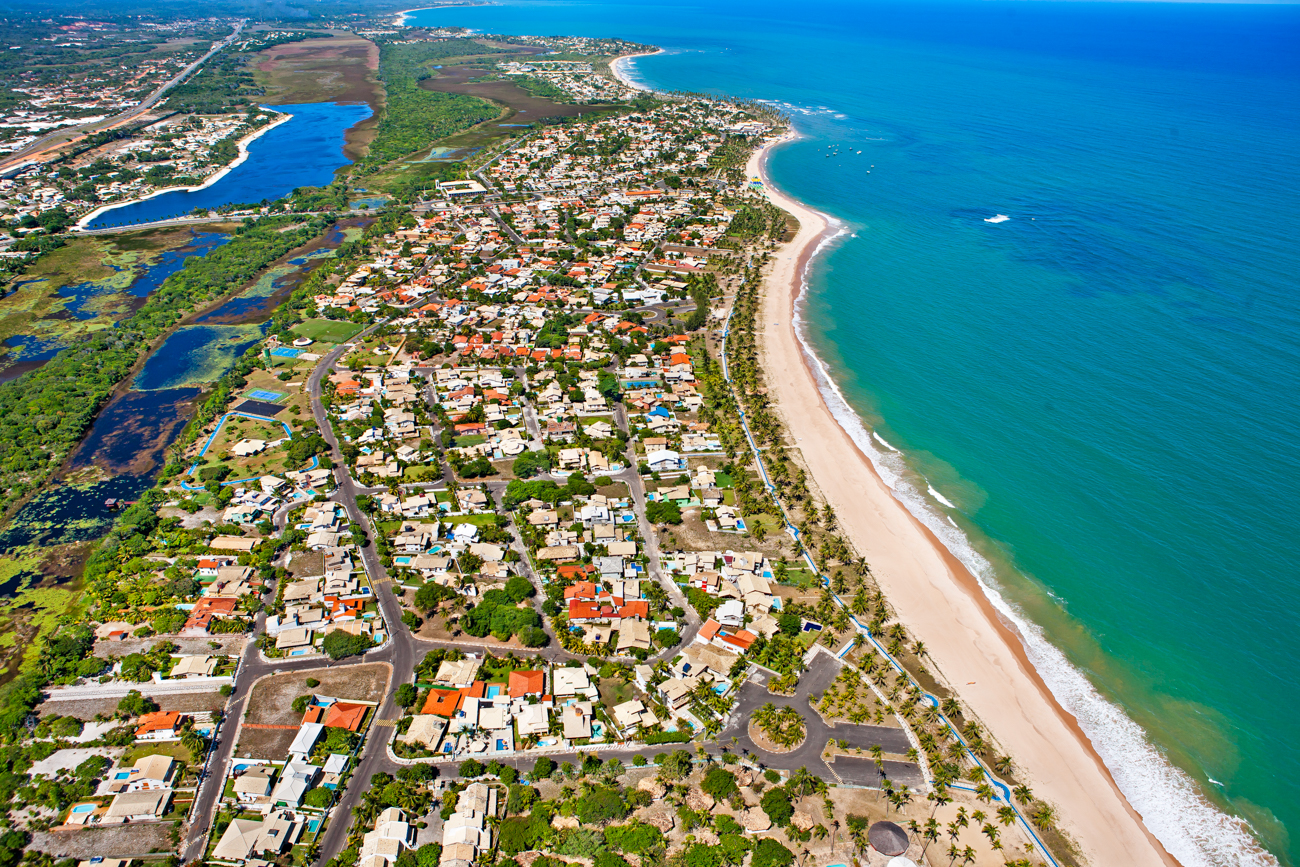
[610,50,665,93]
[744,137,1178,867]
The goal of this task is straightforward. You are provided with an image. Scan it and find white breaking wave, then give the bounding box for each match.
[781,189,1278,867]
[927,485,957,509]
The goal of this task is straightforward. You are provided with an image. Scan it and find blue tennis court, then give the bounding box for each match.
[247,389,284,402]
[269,347,301,358]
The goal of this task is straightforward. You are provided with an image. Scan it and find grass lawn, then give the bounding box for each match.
[455,434,486,447]
[293,318,364,344]
[598,678,635,709]
[403,464,443,482]
[442,514,499,527]
[123,741,194,766]
[715,472,734,488]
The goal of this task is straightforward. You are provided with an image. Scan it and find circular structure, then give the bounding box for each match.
[499,438,527,456]
[868,821,910,857]
[746,715,806,754]
[292,337,313,347]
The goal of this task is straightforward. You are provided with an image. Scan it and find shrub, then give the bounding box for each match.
[701,766,738,801]
[751,839,795,867]
[458,759,485,778]
[760,787,794,826]
[306,678,320,688]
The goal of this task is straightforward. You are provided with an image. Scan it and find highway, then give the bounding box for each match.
[0,21,246,172]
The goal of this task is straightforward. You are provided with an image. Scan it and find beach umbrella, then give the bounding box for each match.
[868,821,909,857]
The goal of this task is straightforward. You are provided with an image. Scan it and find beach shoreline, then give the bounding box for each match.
[744,135,1182,867]
[610,50,665,93]
[74,110,294,231]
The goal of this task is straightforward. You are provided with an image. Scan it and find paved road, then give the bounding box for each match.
[45,677,232,701]
[0,20,246,171]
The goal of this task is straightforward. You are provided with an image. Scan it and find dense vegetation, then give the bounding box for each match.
[0,215,332,516]
[356,41,503,171]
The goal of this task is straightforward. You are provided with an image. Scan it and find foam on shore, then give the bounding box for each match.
[766,135,1278,867]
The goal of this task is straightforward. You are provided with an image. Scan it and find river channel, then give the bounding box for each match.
[0,101,370,554]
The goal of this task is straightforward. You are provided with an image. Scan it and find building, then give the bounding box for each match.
[211,810,304,863]
[108,754,177,792]
[103,788,171,824]
[135,711,185,741]
[272,760,319,809]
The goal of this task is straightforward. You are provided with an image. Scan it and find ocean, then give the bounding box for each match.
[409,2,1300,863]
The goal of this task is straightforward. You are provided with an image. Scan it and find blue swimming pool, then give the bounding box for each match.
[485,684,502,698]
[70,803,96,814]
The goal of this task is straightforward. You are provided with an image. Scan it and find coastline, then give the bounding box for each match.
[610,50,666,93]
[744,136,1182,867]
[74,110,294,231]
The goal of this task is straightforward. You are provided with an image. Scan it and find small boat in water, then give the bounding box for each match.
[985,214,1010,223]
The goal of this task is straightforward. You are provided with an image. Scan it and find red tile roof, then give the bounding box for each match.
[323,702,368,732]
[508,670,545,698]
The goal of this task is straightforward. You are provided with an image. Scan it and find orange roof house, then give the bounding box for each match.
[184,597,238,631]
[423,688,463,717]
[508,670,545,698]
[323,702,368,732]
[135,711,182,738]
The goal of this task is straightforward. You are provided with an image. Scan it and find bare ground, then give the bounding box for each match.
[94,635,247,659]
[29,822,176,858]
[38,689,229,721]
[244,662,388,726]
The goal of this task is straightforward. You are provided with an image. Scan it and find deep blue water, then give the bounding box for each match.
[84,102,372,229]
[410,2,1300,864]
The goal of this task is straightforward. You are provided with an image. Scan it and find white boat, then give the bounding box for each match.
[985,214,1010,223]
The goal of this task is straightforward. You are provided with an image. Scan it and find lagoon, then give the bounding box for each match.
[83,102,372,230]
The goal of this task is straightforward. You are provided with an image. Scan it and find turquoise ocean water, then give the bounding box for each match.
[412,2,1300,863]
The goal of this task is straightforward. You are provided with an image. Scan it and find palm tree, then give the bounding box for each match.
[927,789,952,818]
[994,754,1014,776]
[921,818,941,860]
[941,697,961,719]
[1012,784,1034,804]
[946,844,961,867]
[829,818,840,855]
[997,806,1017,827]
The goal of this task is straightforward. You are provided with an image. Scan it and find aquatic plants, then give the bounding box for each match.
[0,215,333,517]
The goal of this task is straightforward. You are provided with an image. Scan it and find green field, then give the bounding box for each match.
[293,319,364,343]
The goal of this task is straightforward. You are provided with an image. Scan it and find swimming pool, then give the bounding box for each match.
[113,772,130,780]
[485,684,502,698]
[70,803,96,814]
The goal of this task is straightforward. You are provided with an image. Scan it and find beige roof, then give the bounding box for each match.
[133,753,176,783]
[170,655,217,677]
[211,535,258,552]
[105,788,170,818]
[212,818,263,861]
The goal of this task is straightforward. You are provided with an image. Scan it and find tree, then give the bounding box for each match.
[751,838,794,867]
[532,756,554,780]
[459,759,485,778]
[395,683,418,709]
[323,630,373,660]
[759,787,794,826]
[701,766,738,800]
[505,576,535,602]
[304,787,333,808]
[657,749,693,780]
[117,690,158,717]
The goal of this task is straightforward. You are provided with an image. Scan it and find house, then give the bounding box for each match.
[212,810,304,862]
[611,699,659,730]
[561,702,593,740]
[103,788,171,824]
[170,655,218,678]
[276,627,315,652]
[233,765,276,804]
[434,658,481,687]
[184,597,238,632]
[288,723,324,762]
[135,711,184,741]
[646,449,683,472]
[616,618,651,653]
[553,667,597,699]
[322,702,368,732]
[399,714,447,750]
[108,754,177,792]
[507,669,545,698]
[516,704,549,737]
[422,688,464,717]
[271,760,319,809]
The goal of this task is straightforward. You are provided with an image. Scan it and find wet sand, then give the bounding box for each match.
[745,135,1179,867]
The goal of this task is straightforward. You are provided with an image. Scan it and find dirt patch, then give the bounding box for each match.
[39,688,230,721]
[29,822,176,858]
[255,33,381,159]
[245,662,389,726]
[94,635,247,660]
[288,549,324,578]
[234,725,299,761]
